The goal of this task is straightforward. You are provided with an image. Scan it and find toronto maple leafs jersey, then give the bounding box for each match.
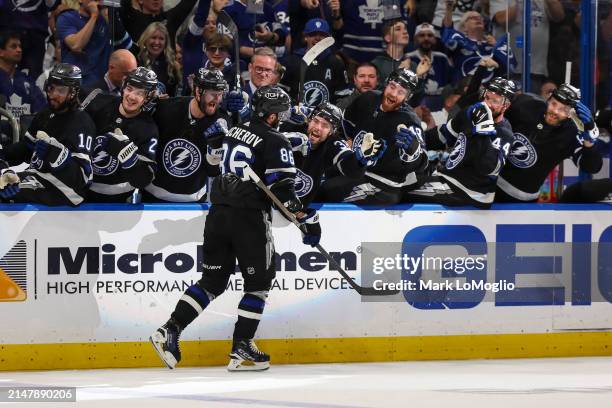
[436,106,514,206]
[282,48,349,107]
[0,107,95,205]
[0,69,46,123]
[146,97,229,202]
[83,94,158,202]
[442,27,515,83]
[210,118,296,211]
[340,0,408,62]
[497,94,603,202]
[404,50,453,97]
[343,91,428,192]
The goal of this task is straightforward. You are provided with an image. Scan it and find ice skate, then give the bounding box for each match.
[227,339,270,371]
[150,319,181,369]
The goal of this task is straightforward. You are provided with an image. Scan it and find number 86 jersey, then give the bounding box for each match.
[210,119,298,210]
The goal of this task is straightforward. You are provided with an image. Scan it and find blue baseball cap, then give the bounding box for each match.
[304,18,330,35]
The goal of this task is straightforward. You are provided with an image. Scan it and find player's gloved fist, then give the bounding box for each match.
[102,128,138,169]
[34,131,71,170]
[394,125,418,149]
[290,105,313,124]
[283,131,311,156]
[580,125,600,145]
[204,118,229,149]
[574,101,595,130]
[227,90,248,113]
[0,169,20,199]
[354,132,387,167]
[297,209,321,247]
[469,102,496,135]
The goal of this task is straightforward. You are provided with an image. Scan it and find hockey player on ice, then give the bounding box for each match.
[496,83,603,202]
[83,67,159,203]
[150,85,322,371]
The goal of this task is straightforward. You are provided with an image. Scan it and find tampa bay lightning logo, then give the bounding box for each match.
[508,133,537,168]
[461,56,494,83]
[445,133,467,170]
[303,81,329,107]
[10,0,42,12]
[163,139,201,178]
[294,169,313,198]
[92,136,119,176]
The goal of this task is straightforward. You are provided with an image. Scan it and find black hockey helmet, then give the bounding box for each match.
[251,85,291,119]
[46,63,82,89]
[193,68,228,93]
[122,67,158,102]
[308,101,343,132]
[484,77,517,102]
[385,68,418,92]
[551,83,581,107]
[44,63,81,110]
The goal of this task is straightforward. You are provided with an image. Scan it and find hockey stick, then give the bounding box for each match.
[0,107,19,144]
[298,36,335,107]
[217,11,243,124]
[242,165,396,296]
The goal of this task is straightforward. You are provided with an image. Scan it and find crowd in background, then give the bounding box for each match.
[0,0,611,206]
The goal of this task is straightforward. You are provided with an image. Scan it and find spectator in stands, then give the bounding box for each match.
[0,0,58,80]
[540,79,557,100]
[335,61,379,110]
[442,4,515,83]
[82,49,138,98]
[56,0,131,86]
[136,22,181,97]
[0,31,46,127]
[221,0,287,60]
[282,18,349,107]
[338,0,411,65]
[119,0,200,48]
[181,0,220,95]
[290,0,342,51]
[203,34,237,89]
[432,0,482,29]
[224,47,278,121]
[404,23,453,110]
[490,0,565,93]
[372,20,414,86]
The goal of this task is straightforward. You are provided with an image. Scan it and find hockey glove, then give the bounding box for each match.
[283,131,311,156]
[0,169,20,199]
[574,101,595,130]
[354,132,387,167]
[394,125,419,149]
[101,128,138,169]
[468,102,496,136]
[203,118,229,144]
[227,90,248,114]
[34,131,71,170]
[290,105,313,124]
[579,126,600,145]
[297,209,321,247]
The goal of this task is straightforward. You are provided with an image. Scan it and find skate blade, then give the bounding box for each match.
[149,333,177,369]
[227,358,270,372]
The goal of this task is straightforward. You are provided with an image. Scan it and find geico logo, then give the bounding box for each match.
[48,244,358,274]
[401,223,612,307]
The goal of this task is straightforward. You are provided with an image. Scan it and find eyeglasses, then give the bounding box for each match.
[207,47,228,54]
[253,66,274,75]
